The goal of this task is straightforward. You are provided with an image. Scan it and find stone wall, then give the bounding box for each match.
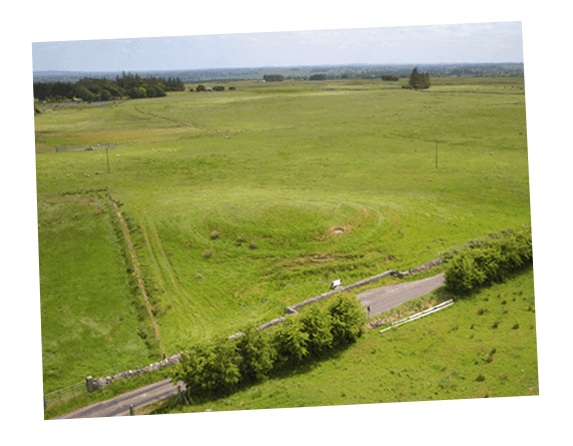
[285,258,444,314]
[89,353,182,392]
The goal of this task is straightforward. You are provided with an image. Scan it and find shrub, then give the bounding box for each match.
[128,87,146,99]
[229,86,236,91]
[445,226,532,295]
[298,305,333,356]
[272,317,309,365]
[172,339,241,398]
[213,86,225,91]
[211,230,219,239]
[196,84,206,92]
[235,326,276,384]
[100,89,112,101]
[327,293,366,344]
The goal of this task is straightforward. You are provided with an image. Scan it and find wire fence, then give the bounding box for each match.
[56,143,117,153]
[44,380,87,409]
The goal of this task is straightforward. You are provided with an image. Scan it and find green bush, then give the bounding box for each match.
[173,338,241,398]
[100,89,112,101]
[235,326,276,384]
[445,226,532,295]
[298,305,333,356]
[273,317,310,364]
[327,293,366,344]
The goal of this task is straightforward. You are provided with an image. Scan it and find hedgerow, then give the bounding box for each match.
[171,292,365,401]
[444,225,532,295]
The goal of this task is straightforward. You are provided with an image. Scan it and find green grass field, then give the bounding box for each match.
[35,76,535,400]
[38,192,157,393]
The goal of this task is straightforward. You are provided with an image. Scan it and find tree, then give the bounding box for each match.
[263,74,284,82]
[145,85,158,98]
[234,326,276,384]
[298,305,333,356]
[328,293,366,344]
[128,87,146,99]
[272,317,309,365]
[100,89,112,101]
[74,85,96,102]
[173,338,241,398]
[408,67,431,89]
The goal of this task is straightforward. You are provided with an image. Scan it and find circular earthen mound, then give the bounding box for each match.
[330,226,345,235]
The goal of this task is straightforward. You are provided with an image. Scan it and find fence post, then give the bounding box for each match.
[129,405,134,416]
[86,376,94,393]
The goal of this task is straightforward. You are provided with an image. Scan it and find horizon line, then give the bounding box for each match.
[33,61,525,74]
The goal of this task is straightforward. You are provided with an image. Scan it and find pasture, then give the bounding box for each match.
[34,76,533,396]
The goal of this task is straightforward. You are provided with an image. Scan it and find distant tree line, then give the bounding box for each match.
[263,74,284,82]
[34,63,524,85]
[33,72,185,102]
[309,73,327,81]
[192,85,230,92]
[381,75,399,81]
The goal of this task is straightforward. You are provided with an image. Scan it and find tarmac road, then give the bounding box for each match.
[52,273,446,419]
[53,379,185,419]
[357,273,446,317]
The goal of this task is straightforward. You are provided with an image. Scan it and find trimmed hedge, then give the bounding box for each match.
[172,292,366,400]
[444,225,532,295]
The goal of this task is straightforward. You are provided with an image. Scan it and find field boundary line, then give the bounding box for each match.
[132,105,216,133]
[44,380,85,409]
[229,258,445,338]
[284,259,444,316]
[106,187,165,357]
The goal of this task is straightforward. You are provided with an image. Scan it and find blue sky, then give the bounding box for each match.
[32,22,523,72]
